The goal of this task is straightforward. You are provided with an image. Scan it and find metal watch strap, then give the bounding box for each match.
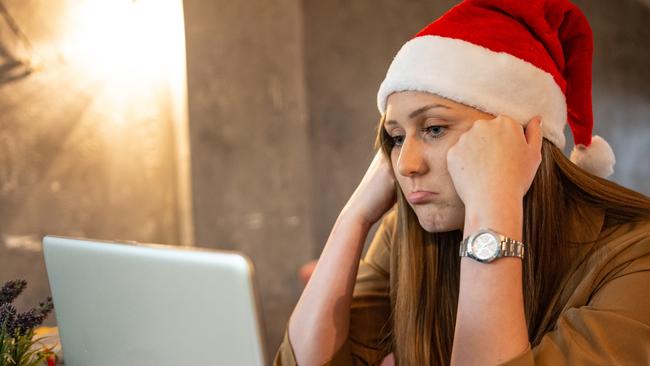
[459,233,525,260]
[499,236,525,259]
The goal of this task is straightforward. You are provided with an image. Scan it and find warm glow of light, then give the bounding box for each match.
[62,0,187,84]
[57,0,195,245]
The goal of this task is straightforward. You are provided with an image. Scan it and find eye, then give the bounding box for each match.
[390,135,405,147]
[424,125,446,138]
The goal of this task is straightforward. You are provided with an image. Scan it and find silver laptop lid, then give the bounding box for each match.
[42,236,267,366]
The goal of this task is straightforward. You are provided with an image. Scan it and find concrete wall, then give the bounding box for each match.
[0,0,185,322]
[573,0,650,193]
[183,0,313,357]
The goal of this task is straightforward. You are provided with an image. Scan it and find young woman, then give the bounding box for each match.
[275,1,650,365]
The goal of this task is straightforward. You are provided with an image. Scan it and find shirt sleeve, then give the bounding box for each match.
[273,210,396,366]
[500,232,650,365]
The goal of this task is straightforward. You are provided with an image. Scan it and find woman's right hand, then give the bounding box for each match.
[342,150,397,227]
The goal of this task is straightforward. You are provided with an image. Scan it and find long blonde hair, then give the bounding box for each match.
[376,118,650,365]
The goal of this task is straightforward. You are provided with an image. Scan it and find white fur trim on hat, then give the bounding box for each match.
[570,135,615,178]
[377,35,568,148]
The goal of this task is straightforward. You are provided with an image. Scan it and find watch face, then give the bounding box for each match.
[471,232,499,261]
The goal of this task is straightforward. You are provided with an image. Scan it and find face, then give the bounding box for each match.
[384,91,493,232]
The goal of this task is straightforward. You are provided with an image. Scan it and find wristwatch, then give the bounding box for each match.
[459,229,525,263]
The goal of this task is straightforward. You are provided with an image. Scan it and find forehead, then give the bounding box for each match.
[384,91,455,124]
[384,91,491,126]
[386,91,455,117]
[387,90,448,106]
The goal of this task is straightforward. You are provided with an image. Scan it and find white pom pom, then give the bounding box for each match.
[570,135,616,178]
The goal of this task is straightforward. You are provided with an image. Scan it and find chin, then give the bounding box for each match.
[418,218,456,233]
[413,206,464,233]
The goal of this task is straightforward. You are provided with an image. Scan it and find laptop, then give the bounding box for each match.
[42,236,268,366]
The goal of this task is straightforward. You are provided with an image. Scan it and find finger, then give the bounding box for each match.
[525,116,543,151]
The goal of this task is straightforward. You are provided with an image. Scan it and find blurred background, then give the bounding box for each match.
[1,0,648,362]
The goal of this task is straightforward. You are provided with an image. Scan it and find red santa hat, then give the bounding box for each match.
[377,0,615,178]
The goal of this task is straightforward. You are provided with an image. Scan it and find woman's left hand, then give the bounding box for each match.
[446,115,543,212]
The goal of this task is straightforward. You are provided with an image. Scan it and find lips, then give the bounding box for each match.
[407,191,438,204]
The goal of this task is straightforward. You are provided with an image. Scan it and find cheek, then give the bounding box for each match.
[423,144,452,179]
[430,146,449,170]
[390,148,399,168]
[389,149,403,181]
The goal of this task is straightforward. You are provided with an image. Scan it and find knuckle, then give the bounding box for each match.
[499,114,513,122]
[447,147,456,160]
[475,119,489,127]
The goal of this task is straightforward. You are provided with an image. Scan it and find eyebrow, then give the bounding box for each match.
[384,103,451,127]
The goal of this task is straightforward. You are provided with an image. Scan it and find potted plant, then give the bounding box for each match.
[0,280,55,366]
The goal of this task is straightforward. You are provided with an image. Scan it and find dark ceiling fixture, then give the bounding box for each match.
[0,0,37,85]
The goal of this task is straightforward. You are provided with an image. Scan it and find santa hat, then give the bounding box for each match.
[377,0,615,178]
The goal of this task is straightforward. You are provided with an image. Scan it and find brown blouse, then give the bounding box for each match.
[274,204,650,365]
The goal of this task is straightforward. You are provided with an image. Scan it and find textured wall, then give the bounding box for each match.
[0,0,185,322]
[573,0,650,194]
[183,0,313,358]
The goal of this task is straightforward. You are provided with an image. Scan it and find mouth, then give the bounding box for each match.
[407,191,439,205]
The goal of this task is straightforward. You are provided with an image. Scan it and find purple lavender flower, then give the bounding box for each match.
[0,281,55,365]
[0,279,27,305]
[12,297,54,337]
[14,310,40,336]
[0,302,17,335]
[38,297,54,316]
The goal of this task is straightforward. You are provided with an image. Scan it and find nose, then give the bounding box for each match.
[396,137,429,177]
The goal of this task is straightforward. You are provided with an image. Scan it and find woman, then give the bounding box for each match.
[275,0,650,365]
